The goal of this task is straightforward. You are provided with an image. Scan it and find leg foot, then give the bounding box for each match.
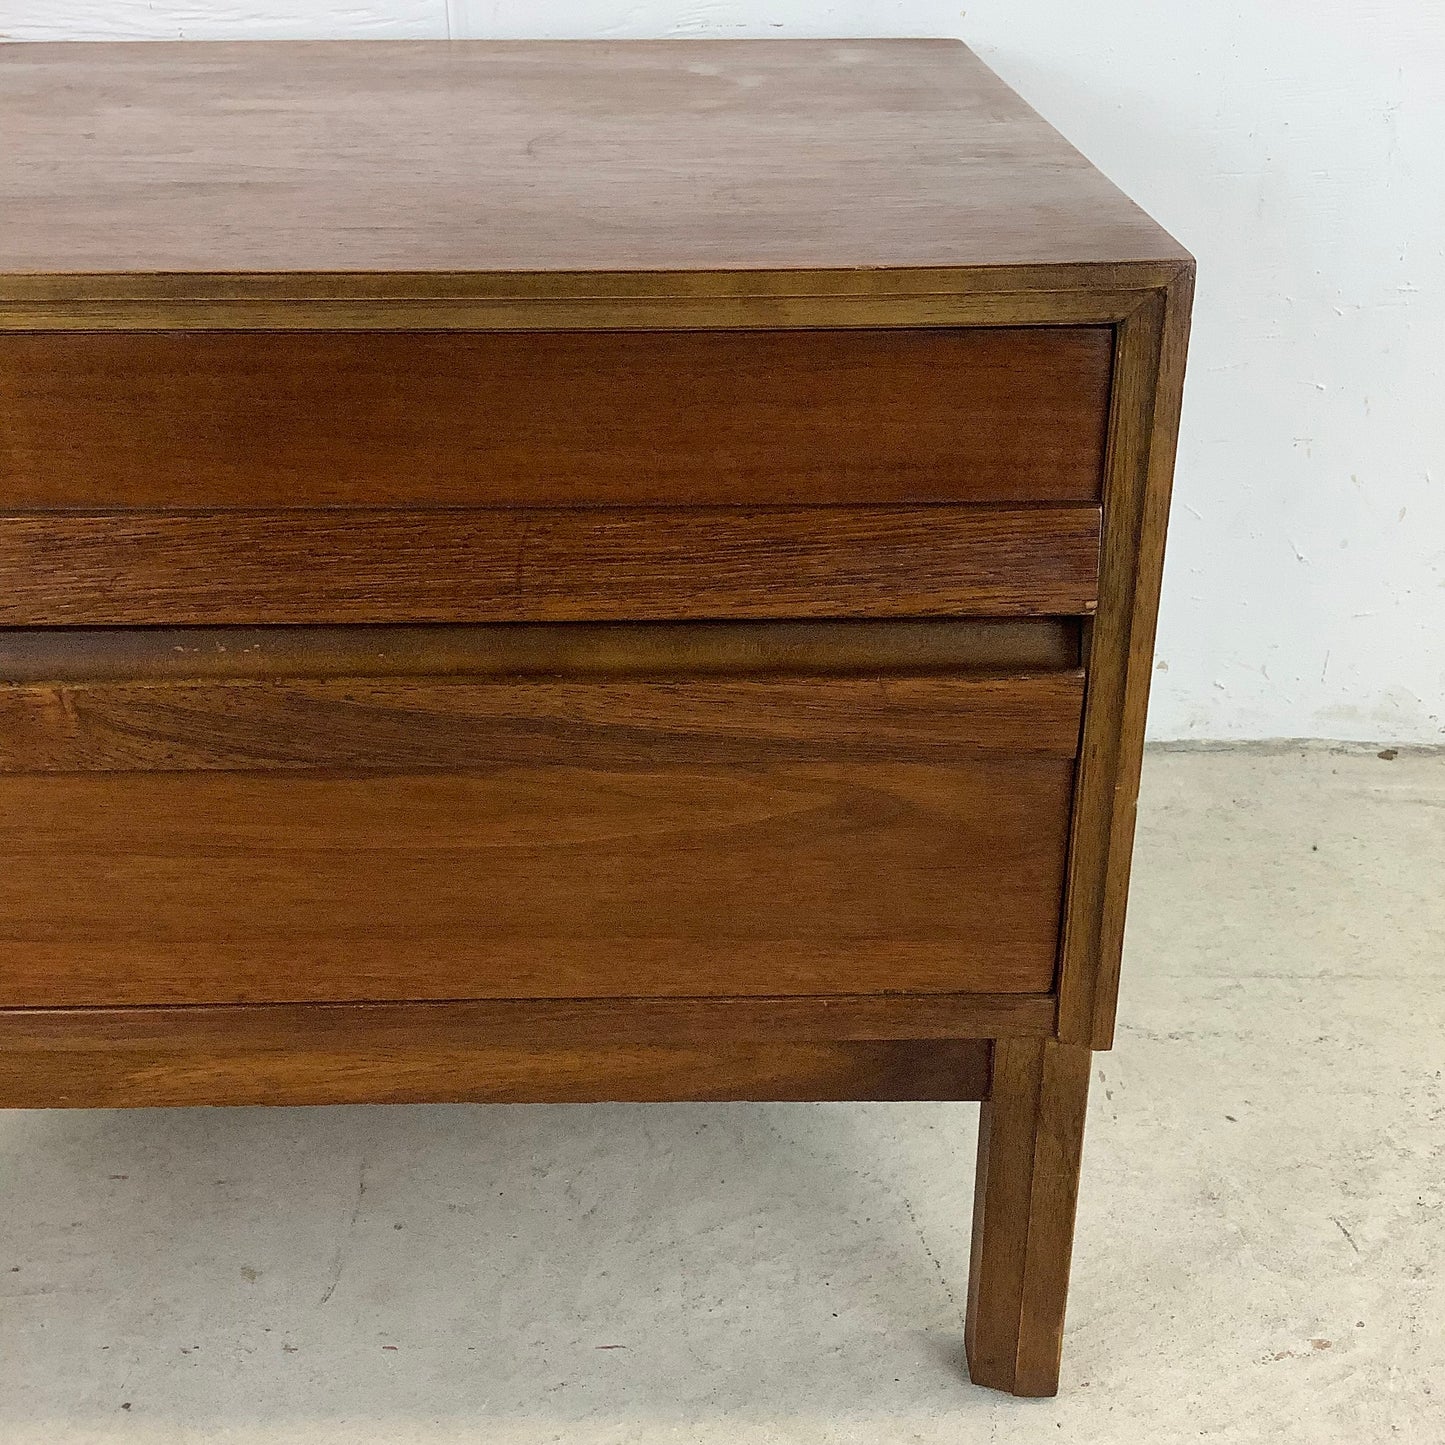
[965,1036,1091,1397]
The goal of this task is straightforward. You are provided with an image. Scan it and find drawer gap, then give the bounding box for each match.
[1,619,1081,685]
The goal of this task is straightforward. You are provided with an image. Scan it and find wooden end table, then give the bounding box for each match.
[0,38,1191,1396]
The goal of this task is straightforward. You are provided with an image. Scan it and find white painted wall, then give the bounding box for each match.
[3,2,1442,743]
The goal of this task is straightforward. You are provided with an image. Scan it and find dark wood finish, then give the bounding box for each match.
[0,619,1080,683]
[0,670,1083,773]
[0,40,1188,280]
[0,328,1112,509]
[0,505,1103,626]
[0,752,1075,1007]
[966,1037,1091,1396]
[0,1006,990,1108]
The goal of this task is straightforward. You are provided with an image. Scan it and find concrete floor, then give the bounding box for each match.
[1,746,1441,1444]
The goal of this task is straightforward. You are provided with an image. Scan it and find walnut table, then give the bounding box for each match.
[0,38,1191,1397]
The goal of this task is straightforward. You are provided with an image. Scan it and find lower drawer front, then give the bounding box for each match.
[0,626,1081,1007]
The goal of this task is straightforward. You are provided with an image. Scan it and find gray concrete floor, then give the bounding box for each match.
[2,746,1441,1444]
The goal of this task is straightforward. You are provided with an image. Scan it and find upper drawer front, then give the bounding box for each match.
[0,327,1113,508]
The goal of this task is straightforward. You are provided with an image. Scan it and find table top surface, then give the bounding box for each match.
[0,38,1187,279]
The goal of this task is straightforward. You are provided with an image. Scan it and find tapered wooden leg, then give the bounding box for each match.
[965,1036,1091,1397]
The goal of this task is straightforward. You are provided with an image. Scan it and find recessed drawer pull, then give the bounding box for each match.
[0,619,1080,683]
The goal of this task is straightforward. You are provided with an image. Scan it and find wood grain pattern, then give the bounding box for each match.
[0,40,1187,280]
[0,1007,991,1108]
[0,328,1112,508]
[0,756,1075,1006]
[0,671,1084,773]
[966,1037,1091,1396]
[0,505,1103,626]
[0,619,1080,683]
